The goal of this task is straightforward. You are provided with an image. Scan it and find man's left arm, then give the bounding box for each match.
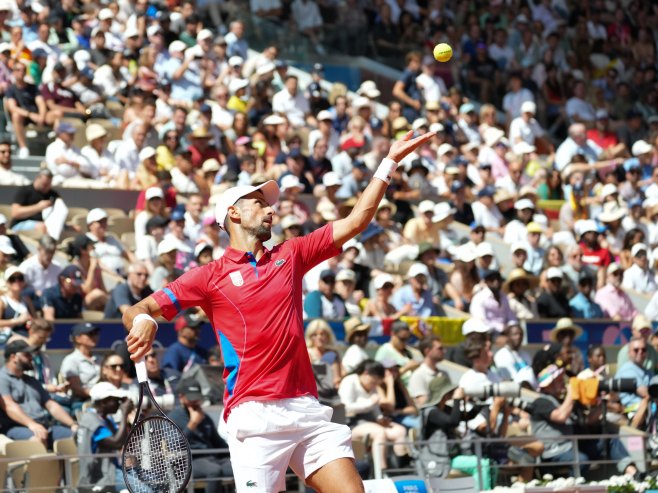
[45,399,78,432]
[332,131,434,248]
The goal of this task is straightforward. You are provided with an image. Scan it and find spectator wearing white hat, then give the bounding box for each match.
[402,200,441,245]
[86,208,136,275]
[502,72,535,123]
[135,146,159,190]
[455,102,482,146]
[279,173,311,224]
[594,263,638,321]
[161,39,203,104]
[577,219,614,269]
[362,273,406,319]
[150,237,185,292]
[536,267,571,318]
[334,269,361,317]
[622,243,657,294]
[81,124,116,183]
[308,110,340,159]
[272,74,310,128]
[445,244,479,312]
[503,198,535,244]
[134,187,166,245]
[391,263,441,318]
[508,100,551,152]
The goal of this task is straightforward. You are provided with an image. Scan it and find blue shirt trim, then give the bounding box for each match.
[162,287,181,312]
[219,331,240,397]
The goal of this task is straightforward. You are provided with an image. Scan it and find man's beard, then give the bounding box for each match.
[19,360,33,372]
[246,224,272,242]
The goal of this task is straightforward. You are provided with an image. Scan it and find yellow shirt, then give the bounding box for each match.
[402,217,441,246]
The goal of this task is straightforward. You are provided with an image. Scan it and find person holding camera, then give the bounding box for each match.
[614,336,653,428]
[530,364,637,477]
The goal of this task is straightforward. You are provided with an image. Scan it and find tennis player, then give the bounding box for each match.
[124,129,434,493]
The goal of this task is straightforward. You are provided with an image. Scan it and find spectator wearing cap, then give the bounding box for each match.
[622,243,657,293]
[0,266,33,338]
[445,244,479,312]
[135,145,162,190]
[162,311,209,375]
[104,262,153,319]
[65,234,108,311]
[392,51,422,123]
[134,187,166,245]
[472,186,504,237]
[115,123,148,185]
[86,208,135,275]
[336,159,370,200]
[391,263,441,318]
[278,215,303,243]
[0,139,29,186]
[334,268,362,317]
[150,235,188,291]
[168,378,233,488]
[18,235,61,298]
[408,336,445,407]
[577,219,613,269]
[59,322,101,406]
[568,275,603,319]
[0,339,78,444]
[503,72,535,123]
[187,125,221,171]
[619,159,644,205]
[169,148,201,194]
[78,381,133,491]
[308,110,340,160]
[81,124,116,183]
[161,40,203,104]
[503,199,535,244]
[303,269,347,319]
[10,169,59,234]
[594,263,639,321]
[341,317,371,374]
[449,180,474,226]
[536,267,571,318]
[503,268,539,320]
[375,320,421,382]
[272,74,310,128]
[554,124,603,172]
[469,268,517,336]
[509,99,551,152]
[41,264,85,321]
[445,319,490,368]
[402,200,441,246]
[455,102,481,146]
[5,61,47,158]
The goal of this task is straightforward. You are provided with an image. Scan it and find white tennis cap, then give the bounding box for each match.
[90,382,130,402]
[215,181,280,229]
[87,208,108,225]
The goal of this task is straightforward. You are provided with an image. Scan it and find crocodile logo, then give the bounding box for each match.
[246,480,258,487]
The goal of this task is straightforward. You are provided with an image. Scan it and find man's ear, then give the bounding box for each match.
[227,205,241,222]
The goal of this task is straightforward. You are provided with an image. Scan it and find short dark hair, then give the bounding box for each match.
[464,337,487,361]
[418,336,441,356]
[353,359,385,378]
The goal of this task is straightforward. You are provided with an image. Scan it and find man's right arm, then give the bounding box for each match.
[124,296,163,361]
[0,394,47,439]
[548,387,574,424]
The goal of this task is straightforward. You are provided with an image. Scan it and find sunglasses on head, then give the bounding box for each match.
[8,275,24,283]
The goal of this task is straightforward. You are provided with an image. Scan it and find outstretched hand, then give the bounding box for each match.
[386,130,436,164]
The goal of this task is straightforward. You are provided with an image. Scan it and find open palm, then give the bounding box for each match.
[386,130,436,163]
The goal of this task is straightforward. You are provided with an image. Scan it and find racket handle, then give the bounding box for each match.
[135,359,147,383]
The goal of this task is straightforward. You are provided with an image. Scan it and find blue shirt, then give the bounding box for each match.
[162,342,209,373]
[569,292,604,319]
[615,361,653,408]
[162,58,203,102]
[391,284,437,317]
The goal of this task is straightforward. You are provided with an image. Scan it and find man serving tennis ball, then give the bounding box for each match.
[124,129,434,493]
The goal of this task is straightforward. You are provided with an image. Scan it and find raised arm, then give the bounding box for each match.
[123,296,163,361]
[332,130,434,247]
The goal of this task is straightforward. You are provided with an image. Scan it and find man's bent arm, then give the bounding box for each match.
[332,130,435,247]
[124,296,163,361]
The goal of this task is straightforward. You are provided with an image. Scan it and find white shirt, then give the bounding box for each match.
[87,232,125,275]
[416,72,447,104]
[502,89,534,119]
[554,138,602,171]
[508,116,545,145]
[114,140,140,178]
[45,139,91,180]
[622,263,658,294]
[342,344,369,374]
[493,346,536,387]
[308,128,340,159]
[93,65,128,98]
[503,220,528,244]
[489,43,515,69]
[184,211,202,244]
[170,167,200,194]
[18,256,62,294]
[0,166,30,186]
[272,89,309,127]
[249,0,281,14]
[472,201,503,232]
[81,145,118,179]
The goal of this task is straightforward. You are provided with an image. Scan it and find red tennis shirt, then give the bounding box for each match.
[152,223,341,419]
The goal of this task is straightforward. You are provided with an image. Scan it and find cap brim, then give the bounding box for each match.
[183,391,204,401]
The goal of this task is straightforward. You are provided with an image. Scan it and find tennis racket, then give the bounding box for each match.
[122,359,192,493]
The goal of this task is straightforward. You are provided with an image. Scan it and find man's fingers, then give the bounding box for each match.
[403,130,414,141]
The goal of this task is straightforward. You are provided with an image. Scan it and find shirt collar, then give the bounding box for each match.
[223,246,271,264]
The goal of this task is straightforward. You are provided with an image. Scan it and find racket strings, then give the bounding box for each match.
[123,417,190,493]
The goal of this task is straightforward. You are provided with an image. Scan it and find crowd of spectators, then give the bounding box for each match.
[0,0,655,489]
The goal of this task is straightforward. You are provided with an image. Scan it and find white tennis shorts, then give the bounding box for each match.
[225,396,354,493]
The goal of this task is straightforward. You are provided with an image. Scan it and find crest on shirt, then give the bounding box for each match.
[229,271,244,286]
[275,259,286,267]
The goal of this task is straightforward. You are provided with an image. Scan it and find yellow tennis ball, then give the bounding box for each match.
[433,43,453,62]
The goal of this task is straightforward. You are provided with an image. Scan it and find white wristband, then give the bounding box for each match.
[373,158,398,184]
[133,313,158,331]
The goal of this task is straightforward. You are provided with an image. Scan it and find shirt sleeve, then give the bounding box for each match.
[531,396,557,421]
[151,265,213,321]
[287,222,341,274]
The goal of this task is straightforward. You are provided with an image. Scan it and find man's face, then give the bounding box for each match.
[484,274,502,292]
[129,267,149,291]
[186,196,203,218]
[392,329,411,350]
[60,276,82,296]
[630,340,648,366]
[133,127,147,148]
[0,143,10,167]
[229,192,274,241]
[608,269,622,288]
[37,246,55,267]
[15,352,34,372]
[634,250,648,269]
[508,326,523,349]
[34,174,53,193]
[319,276,335,297]
[547,276,562,292]
[89,218,108,238]
[285,77,298,95]
[179,326,200,346]
[410,274,427,291]
[429,340,444,363]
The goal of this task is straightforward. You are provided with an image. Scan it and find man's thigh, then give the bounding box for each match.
[6,426,35,440]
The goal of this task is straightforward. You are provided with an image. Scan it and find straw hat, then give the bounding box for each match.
[343,317,371,343]
[503,268,539,293]
[549,318,584,342]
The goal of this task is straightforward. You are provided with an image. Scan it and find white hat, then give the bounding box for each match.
[90,381,130,402]
[157,237,181,255]
[322,171,342,187]
[432,202,456,223]
[280,215,301,230]
[147,25,163,37]
[316,202,337,221]
[202,159,221,173]
[546,267,564,279]
[228,55,244,67]
[194,242,212,258]
[374,273,394,290]
[632,140,653,156]
[412,118,429,131]
[0,213,7,225]
[98,8,113,20]
[4,265,23,281]
[484,127,506,147]
[85,123,107,142]
[336,269,356,283]
[124,25,139,38]
[631,242,648,257]
[512,141,536,154]
[0,236,16,255]
[575,219,598,236]
[462,318,491,336]
[437,143,455,157]
[139,146,156,161]
[418,200,435,214]
[600,183,618,198]
[229,78,249,94]
[455,244,477,263]
[215,181,280,229]
[352,96,371,110]
[607,263,622,275]
[263,114,286,126]
[316,110,333,121]
[0,0,11,12]
[256,62,276,76]
[599,202,627,223]
[280,174,304,192]
[357,80,381,99]
[73,50,91,70]
[520,101,536,114]
[429,122,444,133]
[510,241,529,255]
[86,208,108,225]
[514,198,535,210]
[407,262,430,279]
[196,28,213,41]
[476,242,495,258]
[145,187,164,201]
[168,40,187,53]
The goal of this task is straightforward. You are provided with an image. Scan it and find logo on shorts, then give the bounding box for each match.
[275,259,286,267]
[229,271,244,286]
[246,480,258,487]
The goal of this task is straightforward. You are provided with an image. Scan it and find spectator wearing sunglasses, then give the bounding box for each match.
[0,266,33,341]
[614,336,653,428]
[58,322,102,411]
